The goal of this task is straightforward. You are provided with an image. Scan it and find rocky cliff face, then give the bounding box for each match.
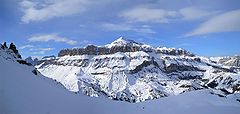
[35,38,240,103]
[58,37,194,57]
[155,47,195,57]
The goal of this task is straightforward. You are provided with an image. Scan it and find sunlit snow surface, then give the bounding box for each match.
[0,48,240,114]
[36,51,240,102]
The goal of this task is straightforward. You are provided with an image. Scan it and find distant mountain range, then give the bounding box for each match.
[20,37,240,103]
[1,38,240,114]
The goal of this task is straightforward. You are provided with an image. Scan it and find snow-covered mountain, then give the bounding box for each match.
[32,37,240,103]
[105,37,144,48]
[1,41,240,114]
[211,56,240,67]
[25,56,38,65]
[25,55,56,66]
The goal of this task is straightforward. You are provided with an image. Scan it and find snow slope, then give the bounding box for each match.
[1,53,240,114]
[1,43,240,114]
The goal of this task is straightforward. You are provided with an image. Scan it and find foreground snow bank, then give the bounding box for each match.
[0,54,239,114]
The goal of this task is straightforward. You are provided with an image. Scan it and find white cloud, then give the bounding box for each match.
[133,27,156,34]
[32,51,46,55]
[184,9,240,37]
[28,34,77,45]
[119,7,177,23]
[119,6,220,23]
[20,0,35,8]
[20,0,89,23]
[30,48,54,51]
[39,48,54,51]
[30,47,54,55]
[102,23,132,31]
[102,23,155,34]
[179,7,219,20]
[83,40,90,44]
[30,56,43,59]
[19,44,34,49]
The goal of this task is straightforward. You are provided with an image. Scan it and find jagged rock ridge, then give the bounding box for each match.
[0,42,39,75]
[58,37,194,57]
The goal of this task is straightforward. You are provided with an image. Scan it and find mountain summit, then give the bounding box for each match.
[105,37,144,48]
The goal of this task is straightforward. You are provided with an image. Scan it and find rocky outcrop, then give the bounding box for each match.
[1,42,22,59]
[130,59,159,74]
[98,47,110,55]
[85,45,97,55]
[16,60,32,66]
[1,42,8,49]
[156,47,195,57]
[164,63,205,73]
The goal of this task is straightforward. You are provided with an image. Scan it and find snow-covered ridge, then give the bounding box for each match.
[211,55,240,68]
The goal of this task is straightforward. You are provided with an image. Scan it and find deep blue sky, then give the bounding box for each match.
[0,0,240,58]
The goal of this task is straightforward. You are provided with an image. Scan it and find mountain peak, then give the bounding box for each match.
[106,37,142,48]
[113,36,135,44]
[116,36,125,41]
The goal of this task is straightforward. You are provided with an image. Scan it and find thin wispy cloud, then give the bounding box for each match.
[72,40,91,48]
[82,40,90,44]
[120,6,219,23]
[119,7,177,23]
[30,47,54,55]
[19,44,34,49]
[102,23,132,31]
[30,48,54,51]
[102,23,156,34]
[179,7,219,21]
[28,34,78,45]
[32,51,46,55]
[184,9,240,37]
[20,0,89,23]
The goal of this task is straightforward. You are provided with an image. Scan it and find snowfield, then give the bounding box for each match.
[1,47,240,114]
